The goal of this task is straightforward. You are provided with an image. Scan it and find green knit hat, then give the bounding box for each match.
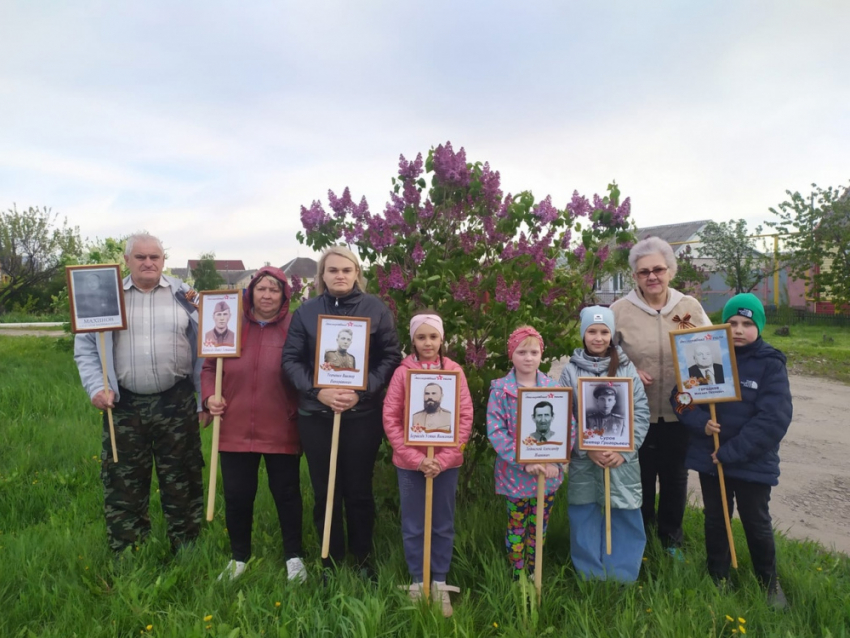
[722,293,765,334]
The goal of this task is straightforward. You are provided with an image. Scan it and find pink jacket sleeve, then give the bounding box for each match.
[382,366,427,469]
[200,356,216,407]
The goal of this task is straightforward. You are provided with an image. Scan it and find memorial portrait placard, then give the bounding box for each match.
[670,324,741,404]
[516,387,571,464]
[198,290,242,358]
[66,264,126,333]
[403,370,461,447]
[577,377,635,452]
[313,314,371,390]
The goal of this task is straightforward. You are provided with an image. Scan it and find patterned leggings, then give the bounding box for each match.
[504,494,555,577]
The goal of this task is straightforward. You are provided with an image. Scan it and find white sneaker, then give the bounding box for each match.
[431,581,460,618]
[217,559,247,582]
[286,557,307,583]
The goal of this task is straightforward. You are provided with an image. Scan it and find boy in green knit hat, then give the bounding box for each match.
[673,293,792,609]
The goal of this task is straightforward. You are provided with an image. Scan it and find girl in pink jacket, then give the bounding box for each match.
[382,310,473,617]
[486,325,564,580]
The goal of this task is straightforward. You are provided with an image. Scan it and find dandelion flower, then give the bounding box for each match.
[642,557,647,562]
[738,618,745,624]
[725,615,734,622]
[146,625,153,631]
[204,615,212,622]
[493,622,498,628]
[275,601,281,607]
[816,567,822,571]
[646,608,652,613]
[205,625,211,630]
[738,627,746,635]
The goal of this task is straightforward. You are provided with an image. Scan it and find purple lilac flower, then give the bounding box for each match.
[567,191,591,218]
[560,229,573,250]
[479,162,502,207]
[387,264,406,290]
[596,245,610,263]
[300,201,331,233]
[541,287,562,306]
[532,195,559,224]
[412,243,425,265]
[290,274,302,297]
[497,193,514,219]
[374,265,389,297]
[327,188,355,219]
[465,339,488,369]
[613,197,631,226]
[421,200,435,220]
[398,153,424,180]
[432,142,471,188]
[574,245,587,262]
[495,275,522,311]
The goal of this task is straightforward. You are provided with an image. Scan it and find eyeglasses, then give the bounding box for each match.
[635,266,668,279]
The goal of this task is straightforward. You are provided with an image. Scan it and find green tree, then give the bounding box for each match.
[670,244,709,299]
[298,142,635,490]
[768,181,850,313]
[697,219,772,294]
[191,252,225,291]
[0,205,81,313]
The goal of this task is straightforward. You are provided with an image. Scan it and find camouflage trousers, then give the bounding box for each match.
[101,377,204,553]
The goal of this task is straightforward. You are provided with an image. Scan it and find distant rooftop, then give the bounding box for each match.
[636,220,709,249]
[186,259,246,271]
[281,257,318,279]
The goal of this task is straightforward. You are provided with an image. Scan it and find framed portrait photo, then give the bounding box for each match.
[670,324,741,404]
[313,314,371,390]
[577,377,635,452]
[66,264,127,333]
[198,290,243,358]
[403,370,461,447]
[516,387,571,464]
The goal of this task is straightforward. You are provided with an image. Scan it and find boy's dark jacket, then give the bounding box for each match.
[670,337,792,486]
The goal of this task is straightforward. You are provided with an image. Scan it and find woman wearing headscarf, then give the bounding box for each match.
[202,267,304,582]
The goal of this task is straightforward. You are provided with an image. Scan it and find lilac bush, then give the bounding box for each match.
[297,142,635,484]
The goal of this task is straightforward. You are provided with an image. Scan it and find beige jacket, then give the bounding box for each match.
[611,287,710,422]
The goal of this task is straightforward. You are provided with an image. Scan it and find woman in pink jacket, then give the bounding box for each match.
[202,267,303,583]
[382,310,473,617]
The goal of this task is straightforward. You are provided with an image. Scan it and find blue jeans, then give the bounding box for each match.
[397,467,459,582]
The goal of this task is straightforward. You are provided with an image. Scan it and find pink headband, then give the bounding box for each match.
[507,326,544,360]
[409,314,444,341]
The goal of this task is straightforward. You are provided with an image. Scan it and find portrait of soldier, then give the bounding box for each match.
[585,385,626,437]
[687,343,725,384]
[204,300,235,347]
[324,328,357,370]
[528,400,556,442]
[75,271,120,319]
[411,382,453,433]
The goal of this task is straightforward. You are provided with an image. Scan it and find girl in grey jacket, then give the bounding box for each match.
[558,306,650,582]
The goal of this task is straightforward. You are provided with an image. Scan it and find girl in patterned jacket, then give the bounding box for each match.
[486,326,564,580]
[382,310,473,617]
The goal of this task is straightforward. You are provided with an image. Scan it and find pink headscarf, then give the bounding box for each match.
[507,326,544,360]
[409,314,444,341]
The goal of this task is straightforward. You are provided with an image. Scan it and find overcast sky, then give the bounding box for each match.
[2,1,847,269]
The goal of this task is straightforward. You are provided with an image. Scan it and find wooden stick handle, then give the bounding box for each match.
[534,474,545,603]
[321,411,343,559]
[99,331,118,463]
[205,358,223,522]
[710,403,737,568]
[423,447,435,601]
[604,466,612,555]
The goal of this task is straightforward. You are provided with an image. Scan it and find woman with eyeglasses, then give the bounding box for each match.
[610,237,710,559]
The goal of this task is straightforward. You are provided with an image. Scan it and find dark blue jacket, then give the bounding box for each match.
[670,337,792,486]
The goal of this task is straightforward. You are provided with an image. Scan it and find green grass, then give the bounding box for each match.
[1,336,849,637]
[764,324,850,384]
[0,311,67,323]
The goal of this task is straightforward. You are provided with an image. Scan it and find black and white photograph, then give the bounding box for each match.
[670,325,741,404]
[578,377,634,452]
[516,388,571,464]
[198,290,242,358]
[66,264,126,333]
[313,314,371,390]
[404,370,461,447]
